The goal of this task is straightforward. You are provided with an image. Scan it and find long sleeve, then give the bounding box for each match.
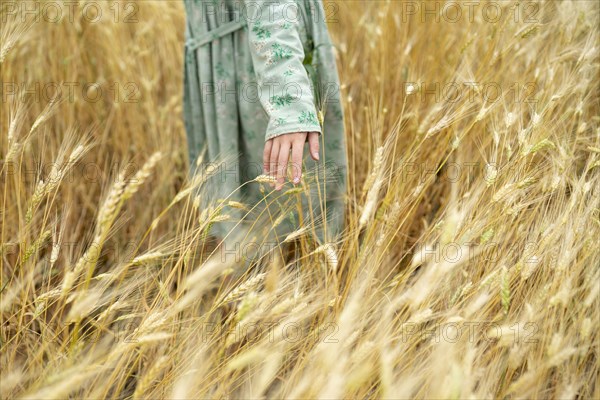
[244,0,322,141]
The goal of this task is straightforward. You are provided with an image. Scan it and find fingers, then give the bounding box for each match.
[276,139,291,190]
[269,140,280,188]
[308,132,320,161]
[263,139,273,175]
[263,132,312,190]
[290,137,304,184]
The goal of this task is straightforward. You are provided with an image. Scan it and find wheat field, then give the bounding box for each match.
[1,0,599,399]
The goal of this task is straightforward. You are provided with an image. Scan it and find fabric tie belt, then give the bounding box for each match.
[185,18,247,51]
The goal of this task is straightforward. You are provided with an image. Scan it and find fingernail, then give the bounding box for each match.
[293,177,300,184]
[314,152,319,160]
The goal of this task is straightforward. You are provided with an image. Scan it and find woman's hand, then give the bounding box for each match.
[263,132,320,190]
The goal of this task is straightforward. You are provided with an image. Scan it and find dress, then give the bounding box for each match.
[183,0,347,244]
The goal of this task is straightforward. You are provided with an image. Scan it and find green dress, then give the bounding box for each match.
[183,0,346,245]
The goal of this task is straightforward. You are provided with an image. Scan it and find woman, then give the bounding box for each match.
[183,0,347,245]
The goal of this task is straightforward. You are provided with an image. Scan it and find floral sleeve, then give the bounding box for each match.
[243,0,322,141]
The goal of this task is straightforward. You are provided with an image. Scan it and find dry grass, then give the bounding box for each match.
[1,0,599,398]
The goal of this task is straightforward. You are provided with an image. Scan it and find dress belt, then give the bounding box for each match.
[185,19,247,51]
